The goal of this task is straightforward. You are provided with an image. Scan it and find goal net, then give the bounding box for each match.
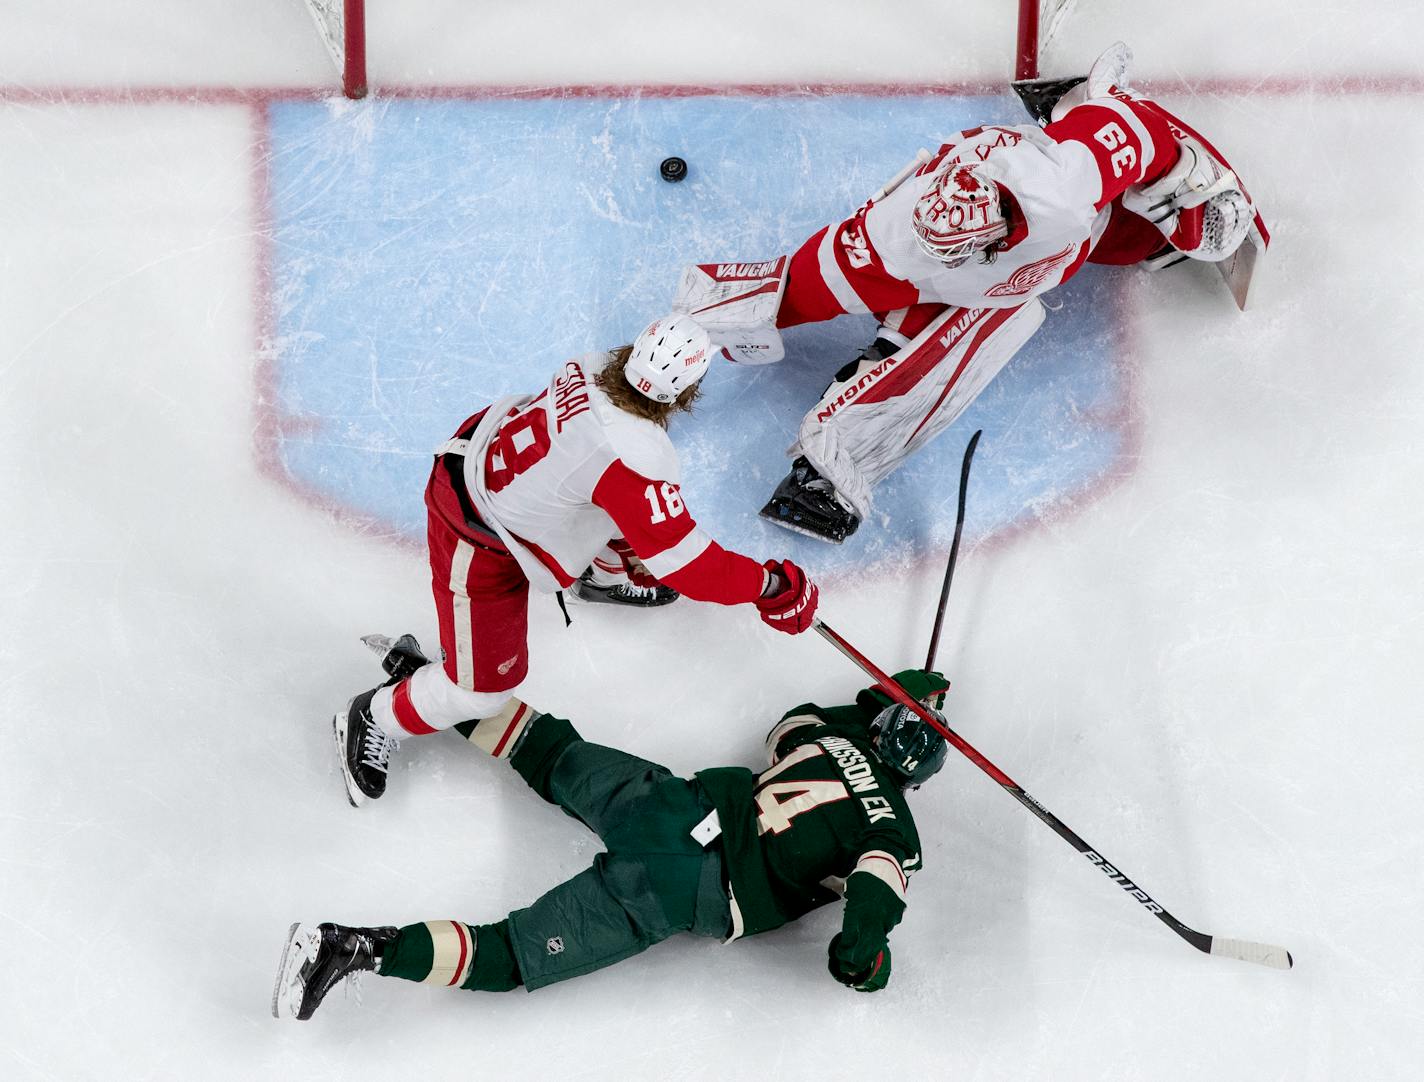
[302,0,367,98]
[300,3,1074,102]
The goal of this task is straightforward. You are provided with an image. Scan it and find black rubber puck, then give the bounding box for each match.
[659,156,688,183]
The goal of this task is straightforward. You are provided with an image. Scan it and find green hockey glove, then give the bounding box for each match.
[859,668,949,714]
[827,933,892,993]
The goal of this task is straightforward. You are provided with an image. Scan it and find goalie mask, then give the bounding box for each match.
[911,162,1009,267]
[870,703,949,790]
[625,315,715,404]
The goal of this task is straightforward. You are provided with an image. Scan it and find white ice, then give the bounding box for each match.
[3,3,1423,1080]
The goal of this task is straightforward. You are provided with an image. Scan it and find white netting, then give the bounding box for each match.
[1039,0,1079,55]
[302,0,347,74]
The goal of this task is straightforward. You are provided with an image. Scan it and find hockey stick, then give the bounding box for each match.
[813,617,1293,970]
[924,429,982,670]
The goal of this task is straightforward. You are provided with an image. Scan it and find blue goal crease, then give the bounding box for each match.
[264,92,1131,578]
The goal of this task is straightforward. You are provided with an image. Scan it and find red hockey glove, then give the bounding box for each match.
[827,933,892,993]
[756,559,818,635]
[608,538,659,587]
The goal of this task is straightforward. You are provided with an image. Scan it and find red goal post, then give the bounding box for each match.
[302,0,367,98]
[1016,0,1079,81]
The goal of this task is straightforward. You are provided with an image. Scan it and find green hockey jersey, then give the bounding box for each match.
[697,671,943,972]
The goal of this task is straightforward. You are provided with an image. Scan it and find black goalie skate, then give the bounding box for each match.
[759,456,861,544]
[570,569,679,607]
[334,689,398,807]
[271,922,397,1021]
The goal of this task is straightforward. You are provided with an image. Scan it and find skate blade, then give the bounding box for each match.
[272,922,319,1020]
[758,508,847,545]
[360,633,394,658]
[332,706,365,809]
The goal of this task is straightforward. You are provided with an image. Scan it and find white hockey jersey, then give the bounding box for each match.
[802,95,1179,315]
[460,353,765,603]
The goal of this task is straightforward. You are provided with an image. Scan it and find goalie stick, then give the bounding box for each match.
[924,430,981,670]
[813,617,1294,970]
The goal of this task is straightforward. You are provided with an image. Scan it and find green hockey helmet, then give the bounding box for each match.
[870,703,949,790]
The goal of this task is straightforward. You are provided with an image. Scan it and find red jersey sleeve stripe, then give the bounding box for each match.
[592,459,698,551]
[1045,97,1177,208]
[657,539,766,605]
[591,459,764,605]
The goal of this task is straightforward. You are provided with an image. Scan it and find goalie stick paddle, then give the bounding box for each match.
[813,617,1293,970]
[924,429,981,671]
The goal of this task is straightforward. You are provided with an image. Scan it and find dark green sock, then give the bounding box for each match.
[376,921,523,992]
[377,923,435,983]
[461,921,523,992]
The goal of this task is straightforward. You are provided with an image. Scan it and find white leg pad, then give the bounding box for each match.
[794,300,1044,516]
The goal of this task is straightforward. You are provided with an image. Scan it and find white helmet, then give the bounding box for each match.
[625,315,716,403]
[911,161,1009,267]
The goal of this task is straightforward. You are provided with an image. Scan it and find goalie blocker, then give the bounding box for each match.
[671,258,789,365]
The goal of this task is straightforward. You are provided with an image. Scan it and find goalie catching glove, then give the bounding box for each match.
[756,558,818,634]
[1120,137,1252,263]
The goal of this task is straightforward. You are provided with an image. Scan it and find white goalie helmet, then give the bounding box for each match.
[911,162,1010,267]
[625,315,716,403]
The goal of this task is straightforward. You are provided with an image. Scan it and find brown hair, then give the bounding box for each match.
[594,345,702,429]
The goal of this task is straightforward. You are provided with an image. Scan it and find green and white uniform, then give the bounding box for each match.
[376,671,940,994]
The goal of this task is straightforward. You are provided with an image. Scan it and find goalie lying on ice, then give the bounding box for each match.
[274,669,950,1018]
[672,43,1263,543]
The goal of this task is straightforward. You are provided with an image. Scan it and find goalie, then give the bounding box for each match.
[674,44,1264,542]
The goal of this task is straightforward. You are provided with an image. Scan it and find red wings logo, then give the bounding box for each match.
[985,244,1077,298]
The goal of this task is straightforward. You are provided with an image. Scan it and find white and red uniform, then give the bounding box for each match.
[779,94,1181,328]
[370,353,768,741]
[774,94,1184,516]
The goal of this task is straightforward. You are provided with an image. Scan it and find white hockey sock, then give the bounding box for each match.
[370,663,517,739]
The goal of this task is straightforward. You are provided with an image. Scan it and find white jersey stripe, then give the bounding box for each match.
[448,540,477,689]
[852,851,909,902]
[764,714,823,762]
[641,528,712,578]
[816,224,867,316]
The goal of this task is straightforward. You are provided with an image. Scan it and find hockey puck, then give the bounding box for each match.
[659,156,688,183]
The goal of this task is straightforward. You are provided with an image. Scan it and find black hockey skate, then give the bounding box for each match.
[1010,74,1087,124]
[334,688,398,807]
[271,922,397,1021]
[361,632,431,683]
[760,456,861,544]
[570,569,679,607]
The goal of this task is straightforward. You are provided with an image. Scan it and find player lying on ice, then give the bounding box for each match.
[333,315,819,807]
[275,668,950,1018]
[671,43,1265,542]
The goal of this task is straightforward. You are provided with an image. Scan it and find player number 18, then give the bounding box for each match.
[643,482,685,524]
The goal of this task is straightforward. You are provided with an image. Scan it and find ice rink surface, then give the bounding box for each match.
[3,3,1423,1080]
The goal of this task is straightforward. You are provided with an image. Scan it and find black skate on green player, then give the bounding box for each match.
[275,669,950,1017]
